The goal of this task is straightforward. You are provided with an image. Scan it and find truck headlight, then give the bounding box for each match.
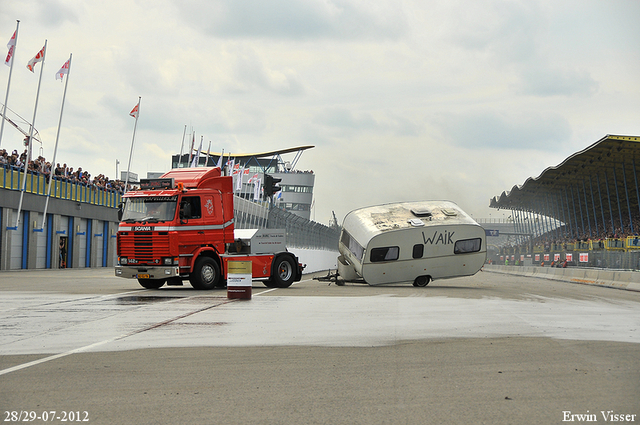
[163,257,176,265]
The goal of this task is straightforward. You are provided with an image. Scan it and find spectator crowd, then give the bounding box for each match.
[502,214,640,255]
[0,146,132,194]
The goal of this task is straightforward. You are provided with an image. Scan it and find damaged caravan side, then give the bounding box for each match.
[337,201,486,286]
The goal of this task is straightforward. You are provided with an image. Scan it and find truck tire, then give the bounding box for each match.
[271,255,296,288]
[138,278,166,289]
[190,257,221,290]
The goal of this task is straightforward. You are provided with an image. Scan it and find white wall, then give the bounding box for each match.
[289,248,338,274]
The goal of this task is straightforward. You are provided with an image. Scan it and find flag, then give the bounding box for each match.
[55,59,70,81]
[129,102,139,119]
[191,139,202,167]
[253,178,261,201]
[235,166,244,191]
[26,45,45,72]
[5,31,15,67]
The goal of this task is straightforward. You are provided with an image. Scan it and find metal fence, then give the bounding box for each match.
[267,206,340,250]
[233,195,340,251]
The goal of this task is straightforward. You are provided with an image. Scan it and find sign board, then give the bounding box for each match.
[234,229,286,254]
[579,253,589,263]
[140,178,174,190]
[485,229,499,237]
[227,261,252,300]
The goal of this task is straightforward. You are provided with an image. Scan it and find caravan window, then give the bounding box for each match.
[454,238,482,254]
[370,246,399,262]
[340,230,364,262]
[412,244,424,259]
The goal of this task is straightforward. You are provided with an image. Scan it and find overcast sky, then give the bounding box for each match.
[1,0,639,225]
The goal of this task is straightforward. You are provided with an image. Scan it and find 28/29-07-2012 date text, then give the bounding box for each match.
[4,411,89,422]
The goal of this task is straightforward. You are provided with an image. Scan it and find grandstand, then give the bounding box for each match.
[489,134,640,269]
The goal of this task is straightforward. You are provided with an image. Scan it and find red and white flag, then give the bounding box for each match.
[4,31,16,67]
[26,45,45,72]
[129,103,139,119]
[55,59,70,81]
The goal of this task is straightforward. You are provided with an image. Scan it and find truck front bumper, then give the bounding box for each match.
[115,266,180,279]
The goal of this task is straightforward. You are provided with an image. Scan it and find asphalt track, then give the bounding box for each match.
[1,268,639,424]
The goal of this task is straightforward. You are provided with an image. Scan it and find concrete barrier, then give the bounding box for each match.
[288,248,338,274]
[484,264,640,292]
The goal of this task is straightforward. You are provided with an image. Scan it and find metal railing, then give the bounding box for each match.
[232,195,340,250]
[267,206,340,250]
[1,165,122,208]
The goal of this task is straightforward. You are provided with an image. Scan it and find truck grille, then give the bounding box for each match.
[118,232,170,263]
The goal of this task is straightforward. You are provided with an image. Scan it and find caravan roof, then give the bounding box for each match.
[342,201,478,246]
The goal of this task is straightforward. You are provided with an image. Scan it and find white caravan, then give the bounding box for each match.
[337,201,486,286]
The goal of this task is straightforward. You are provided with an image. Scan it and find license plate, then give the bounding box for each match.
[137,273,150,279]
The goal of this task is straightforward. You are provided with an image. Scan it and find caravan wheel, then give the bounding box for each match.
[413,276,431,287]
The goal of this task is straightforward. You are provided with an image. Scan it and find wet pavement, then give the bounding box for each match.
[1,268,639,424]
[1,270,639,360]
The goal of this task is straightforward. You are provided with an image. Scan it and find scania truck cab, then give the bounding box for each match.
[115,167,303,290]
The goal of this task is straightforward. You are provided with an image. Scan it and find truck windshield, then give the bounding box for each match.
[121,196,178,223]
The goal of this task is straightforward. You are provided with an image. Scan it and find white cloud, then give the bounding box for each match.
[1,0,639,226]
[177,0,408,40]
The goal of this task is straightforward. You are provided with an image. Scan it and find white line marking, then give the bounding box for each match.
[0,277,317,375]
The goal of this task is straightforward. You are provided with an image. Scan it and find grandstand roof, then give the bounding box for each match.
[207,145,314,159]
[490,135,640,234]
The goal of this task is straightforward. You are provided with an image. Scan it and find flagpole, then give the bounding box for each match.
[16,39,46,228]
[41,53,72,229]
[178,124,186,168]
[124,96,140,194]
[0,20,19,150]
[187,131,195,166]
[204,140,211,167]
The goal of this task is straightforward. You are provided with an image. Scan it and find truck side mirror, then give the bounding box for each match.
[117,203,123,221]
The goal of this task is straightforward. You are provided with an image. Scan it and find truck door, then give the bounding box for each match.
[200,194,226,249]
[179,196,205,252]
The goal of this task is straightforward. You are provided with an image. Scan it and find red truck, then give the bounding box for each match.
[115,167,303,289]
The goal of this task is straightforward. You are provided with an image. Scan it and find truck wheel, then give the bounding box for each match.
[138,278,166,289]
[271,255,296,288]
[190,257,221,290]
[413,275,431,287]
